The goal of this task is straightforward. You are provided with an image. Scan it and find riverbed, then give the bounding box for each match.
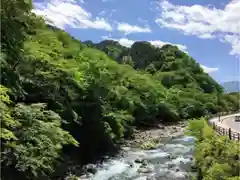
[79,135,196,180]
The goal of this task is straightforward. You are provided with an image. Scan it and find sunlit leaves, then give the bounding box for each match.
[4,103,78,178]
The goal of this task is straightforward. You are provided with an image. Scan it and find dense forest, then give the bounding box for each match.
[0,0,239,180]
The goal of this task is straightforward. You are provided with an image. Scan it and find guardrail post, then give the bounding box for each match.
[228,128,232,140]
[238,133,240,141]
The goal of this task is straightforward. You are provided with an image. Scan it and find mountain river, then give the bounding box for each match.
[80,135,196,180]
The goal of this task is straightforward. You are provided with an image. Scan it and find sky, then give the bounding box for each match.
[32,0,240,83]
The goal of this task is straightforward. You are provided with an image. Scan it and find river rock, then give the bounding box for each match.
[175,168,180,172]
[180,124,185,128]
[138,166,154,173]
[167,154,177,160]
[79,174,88,179]
[157,124,165,129]
[141,160,148,166]
[84,164,97,174]
[78,173,93,180]
[167,163,175,168]
[135,158,143,163]
[128,162,134,167]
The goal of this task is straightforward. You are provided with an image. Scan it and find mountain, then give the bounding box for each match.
[83,40,224,93]
[222,81,240,93]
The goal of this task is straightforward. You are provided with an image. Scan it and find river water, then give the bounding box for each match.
[83,135,196,180]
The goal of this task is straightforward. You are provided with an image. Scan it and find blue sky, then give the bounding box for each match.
[33,0,240,83]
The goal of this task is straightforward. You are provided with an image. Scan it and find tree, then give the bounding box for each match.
[1,91,78,179]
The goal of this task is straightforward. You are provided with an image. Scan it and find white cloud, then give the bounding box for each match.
[149,40,187,52]
[155,0,240,56]
[224,35,240,56]
[117,23,152,35]
[32,0,112,31]
[101,36,187,51]
[101,36,135,47]
[200,65,219,73]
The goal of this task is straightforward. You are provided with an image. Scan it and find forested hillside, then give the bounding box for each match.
[1,1,239,180]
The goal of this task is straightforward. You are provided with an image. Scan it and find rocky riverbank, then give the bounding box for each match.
[124,121,187,149]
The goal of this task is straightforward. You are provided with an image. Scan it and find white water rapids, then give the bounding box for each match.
[79,135,196,180]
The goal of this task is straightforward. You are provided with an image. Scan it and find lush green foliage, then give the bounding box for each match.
[1,0,239,179]
[0,86,78,179]
[187,119,240,180]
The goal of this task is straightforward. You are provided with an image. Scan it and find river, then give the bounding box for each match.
[80,135,196,180]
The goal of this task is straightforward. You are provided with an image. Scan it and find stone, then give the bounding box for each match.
[167,163,175,168]
[79,174,88,179]
[85,164,97,174]
[158,125,165,129]
[128,162,134,168]
[167,154,177,160]
[175,168,180,172]
[142,160,148,166]
[135,158,143,163]
[180,124,185,128]
[138,166,153,173]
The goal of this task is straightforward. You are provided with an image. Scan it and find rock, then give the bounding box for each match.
[141,160,148,167]
[79,174,88,179]
[138,166,153,173]
[167,154,177,160]
[128,162,134,167]
[158,124,165,129]
[175,168,180,172]
[167,163,175,168]
[135,158,143,163]
[180,124,185,128]
[78,173,93,180]
[85,164,97,174]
